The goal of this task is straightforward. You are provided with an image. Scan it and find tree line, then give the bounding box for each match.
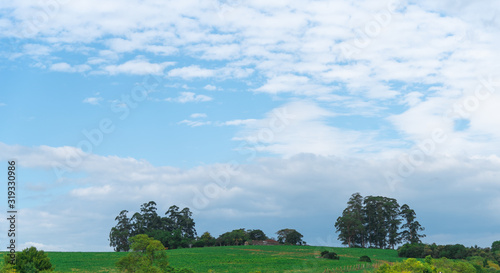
[194,228,304,247]
[109,201,305,252]
[399,242,500,262]
[334,193,426,249]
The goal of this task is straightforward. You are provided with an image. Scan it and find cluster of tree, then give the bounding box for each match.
[192,228,304,247]
[109,201,197,252]
[217,229,258,246]
[398,242,500,266]
[117,234,194,273]
[110,202,307,252]
[212,228,268,246]
[2,246,54,272]
[335,193,425,249]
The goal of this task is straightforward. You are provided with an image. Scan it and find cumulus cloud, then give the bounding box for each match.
[82,97,102,105]
[4,0,498,111]
[218,119,257,126]
[71,185,113,198]
[23,44,51,56]
[178,120,212,127]
[17,240,65,252]
[190,113,207,118]
[50,62,91,73]
[1,142,500,250]
[204,84,217,91]
[232,100,381,157]
[166,92,213,103]
[103,58,175,75]
[255,74,334,96]
[167,65,216,79]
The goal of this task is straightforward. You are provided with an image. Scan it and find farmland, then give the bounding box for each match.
[164,245,402,272]
[2,245,404,272]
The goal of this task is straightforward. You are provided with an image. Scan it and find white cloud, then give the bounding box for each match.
[204,84,217,91]
[23,44,51,56]
[4,0,496,111]
[71,185,112,198]
[1,142,500,250]
[189,43,241,60]
[104,58,175,75]
[106,36,178,55]
[82,97,102,105]
[18,242,64,252]
[50,62,91,73]
[402,92,424,107]
[219,119,257,126]
[232,100,379,157]
[178,120,211,127]
[166,92,213,103]
[167,65,252,80]
[255,74,333,96]
[167,65,216,79]
[388,82,500,157]
[190,113,207,118]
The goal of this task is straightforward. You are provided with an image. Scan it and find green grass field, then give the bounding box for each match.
[2,245,405,272]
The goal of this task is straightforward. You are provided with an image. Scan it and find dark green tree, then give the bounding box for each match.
[217,229,249,246]
[3,246,54,272]
[197,232,216,247]
[492,240,500,252]
[276,229,304,245]
[335,193,365,247]
[400,204,426,244]
[131,201,162,236]
[384,198,402,249]
[363,196,403,249]
[165,206,197,239]
[109,210,132,252]
[363,196,388,248]
[160,206,197,249]
[248,229,268,241]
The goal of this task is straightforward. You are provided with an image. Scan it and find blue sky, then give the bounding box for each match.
[1,0,500,251]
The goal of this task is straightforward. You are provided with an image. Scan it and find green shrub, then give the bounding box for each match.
[359,255,371,262]
[438,244,469,259]
[398,243,426,258]
[117,234,195,273]
[379,257,477,273]
[192,240,205,248]
[320,250,329,257]
[3,246,54,272]
[321,251,339,260]
[377,258,433,273]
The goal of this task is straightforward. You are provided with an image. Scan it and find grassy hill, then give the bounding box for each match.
[3,245,405,272]
[164,245,402,272]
